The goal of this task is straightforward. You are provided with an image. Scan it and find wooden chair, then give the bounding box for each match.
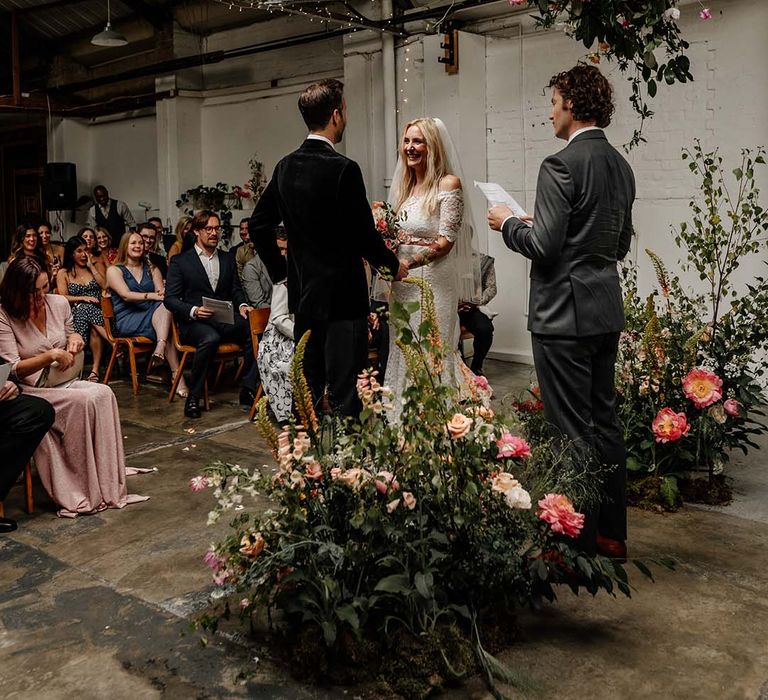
[168,318,245,410]
[101,295,155,395]
[0,462,34,518]
[247,308,271,421]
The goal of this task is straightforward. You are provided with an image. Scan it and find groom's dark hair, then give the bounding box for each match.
[548,64,615,128]
[298,79,344,131]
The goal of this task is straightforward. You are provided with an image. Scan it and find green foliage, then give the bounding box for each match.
[176,182,236,240]
[197,279,641,697]
[529,0,692,149]
[618,143,768,502]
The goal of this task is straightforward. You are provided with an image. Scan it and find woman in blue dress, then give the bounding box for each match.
[106,232,188,397]
[56,235,109,381]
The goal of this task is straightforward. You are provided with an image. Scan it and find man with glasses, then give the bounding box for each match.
[139,222,168,280]
[164,210,259,419]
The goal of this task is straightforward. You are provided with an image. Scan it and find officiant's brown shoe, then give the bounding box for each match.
[596,535,627,562]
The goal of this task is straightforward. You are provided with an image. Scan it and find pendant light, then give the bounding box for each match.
[91,0,128,47]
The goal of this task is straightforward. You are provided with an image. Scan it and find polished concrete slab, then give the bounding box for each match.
[1,360,767,699]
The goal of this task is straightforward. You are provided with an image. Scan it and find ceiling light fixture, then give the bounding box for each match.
[91,0,128,47]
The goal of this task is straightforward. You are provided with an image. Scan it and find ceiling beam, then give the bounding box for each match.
[119,0,171,30]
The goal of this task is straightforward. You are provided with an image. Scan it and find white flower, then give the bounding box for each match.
[663,7,680,21]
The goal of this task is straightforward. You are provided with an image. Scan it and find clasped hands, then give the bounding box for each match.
[487,204,534,231]
[47,334,86,370]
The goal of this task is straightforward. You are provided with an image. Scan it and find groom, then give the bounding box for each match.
[249,79,406,416]
[488,64,635,559]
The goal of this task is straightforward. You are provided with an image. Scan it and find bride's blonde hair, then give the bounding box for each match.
[393,118,450,217]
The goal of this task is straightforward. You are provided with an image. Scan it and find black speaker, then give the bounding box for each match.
[43,162,77,210]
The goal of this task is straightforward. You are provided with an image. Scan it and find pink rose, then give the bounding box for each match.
[446,413,472,439]
[330,467,342,480]
[305,461,323,480]
[699,7,712,20]
[375,470,399,494]
[495,433,532,459]
[189,476,209,492]
[682,368,723,408]
[724,398,741,417]
[508,0,526,5]
[402,491,416,510]
[652,407,691,443]
[203,549,225,572]
[537,494,585,538]
[473,374,491,392]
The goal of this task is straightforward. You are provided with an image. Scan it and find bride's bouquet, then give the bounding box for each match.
[371,201,406,253]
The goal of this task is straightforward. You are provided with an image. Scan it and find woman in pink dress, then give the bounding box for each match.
[0,256,149,518]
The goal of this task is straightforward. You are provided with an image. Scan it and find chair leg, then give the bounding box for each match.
[213,361,225,391]
[0,501,4,518]
[169,352,188,403]
[203,380,210,411]
[25,461,34,514]
[103,343,119,385]
[233,357,245,383]
[128,344,140,395]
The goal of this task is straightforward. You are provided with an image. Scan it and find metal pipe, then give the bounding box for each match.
[381,0,397,193]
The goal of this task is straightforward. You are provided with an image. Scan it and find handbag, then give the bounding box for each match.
[36,352,84,388]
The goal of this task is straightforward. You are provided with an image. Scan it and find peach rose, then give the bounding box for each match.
[708,403,727,425]
[402,491,416,510]
[386,498,400,513]
[336,468,370,491]
[330,467,342,480]
[682,368,723,408]
[239,532,265,559]
[304,461,323,480]
[652,407,690,443]
[491,472,532,510]
[446,413,472,439]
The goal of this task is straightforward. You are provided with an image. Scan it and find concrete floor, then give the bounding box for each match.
[1,359,767,699]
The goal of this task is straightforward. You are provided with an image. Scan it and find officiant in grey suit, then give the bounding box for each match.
[488,64,635,560]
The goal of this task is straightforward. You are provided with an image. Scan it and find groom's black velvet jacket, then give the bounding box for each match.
[249,138,400,321]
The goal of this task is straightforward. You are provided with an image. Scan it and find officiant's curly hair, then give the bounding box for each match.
[298,79,344,131]
[548,64,615,128]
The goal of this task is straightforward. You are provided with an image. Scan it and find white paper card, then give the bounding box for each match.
[202,297,235,325]
[474,181,532,226]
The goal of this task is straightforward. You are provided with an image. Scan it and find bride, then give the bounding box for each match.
[385,117,480,420]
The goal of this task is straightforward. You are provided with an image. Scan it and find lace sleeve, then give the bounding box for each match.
[437,189,464,242]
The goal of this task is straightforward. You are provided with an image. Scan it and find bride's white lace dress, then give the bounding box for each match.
[386,188,470,420]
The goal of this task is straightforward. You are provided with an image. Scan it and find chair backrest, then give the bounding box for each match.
[100,296,118,343]
[248,307,271,360]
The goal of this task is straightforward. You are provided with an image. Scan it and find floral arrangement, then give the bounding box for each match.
[176,183,235,239]
[371,200,407,252]
[493,1,700,148]
[233,154,268,204]
[192,277,649,697]
[618,142,768,507]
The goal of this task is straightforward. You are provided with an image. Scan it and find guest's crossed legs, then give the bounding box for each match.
[181,317,259,400]
[531,332,626,552]
[294,314,368,418]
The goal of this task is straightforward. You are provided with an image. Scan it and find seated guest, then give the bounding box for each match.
[56,236,109,382]
[457,252,497,376]
[8,225,47,266]
[139,221,168,279]
[230,218,251,258]
[148,217,164,236]
[167,216,192,263]
[241,241,273,309]
[164,210,259,419]
[0,370,55,533]
[38,221,63,279]
[257,232,292,423]
[107,232,188,397]
[235,238,255,279]
[0,257,149,518]
[95,226,118,264]
[78,226,108,281]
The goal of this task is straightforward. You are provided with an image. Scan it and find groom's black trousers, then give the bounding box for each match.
[0,394,55,501]
[531,331,627,553]
[294,314,368,418]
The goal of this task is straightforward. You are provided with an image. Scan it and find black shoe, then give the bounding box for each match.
[239,388,256,408]
[0,517,18,534]
[184,396,202,419]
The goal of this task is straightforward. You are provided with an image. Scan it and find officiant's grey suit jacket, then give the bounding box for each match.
[502,129,635,337]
